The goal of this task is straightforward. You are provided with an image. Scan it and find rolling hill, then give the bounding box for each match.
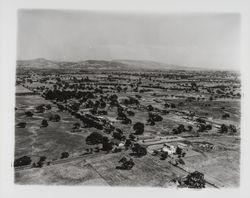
[17,58,193,71]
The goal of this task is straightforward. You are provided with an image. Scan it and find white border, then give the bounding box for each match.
[1,0,250,198]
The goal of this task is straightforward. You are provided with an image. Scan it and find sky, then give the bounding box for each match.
[17,10,241,70]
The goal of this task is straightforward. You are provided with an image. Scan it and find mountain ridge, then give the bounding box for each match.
[16,58,209,71]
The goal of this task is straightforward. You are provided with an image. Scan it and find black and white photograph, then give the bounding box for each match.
[14,9,241,188]
[1,0,250,197]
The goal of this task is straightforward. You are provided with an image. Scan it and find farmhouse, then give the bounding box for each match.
[162,143,176,155]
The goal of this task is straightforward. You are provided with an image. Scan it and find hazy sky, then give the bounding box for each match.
[17,10,240,70]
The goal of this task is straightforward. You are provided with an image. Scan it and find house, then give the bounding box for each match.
[162,143,176,155]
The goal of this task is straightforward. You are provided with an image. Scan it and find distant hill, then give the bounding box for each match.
[17,58,196,71]
[17,58,60,69]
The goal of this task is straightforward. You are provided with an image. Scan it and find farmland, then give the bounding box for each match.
[15,59,241,188]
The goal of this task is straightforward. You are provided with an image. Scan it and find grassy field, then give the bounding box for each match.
[182,135,240,187]
[15,151,185,187]
[15,95,98,160]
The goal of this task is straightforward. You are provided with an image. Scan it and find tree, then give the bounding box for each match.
[14,156,32,167]
[160,152,168,160]
[16,122,27,128]
[25,111,33,117]
[182,171,206,188]
[131,143,147,157]
[35,156,47,168]
[177,124,186,133]
[164,103,170,108]
[196,118,206,124]
[35,104,45,113]
[133,122,144,135]
[113,131,123,140]
[127,110,135,116]
[61,152,69,159]
[129,134,136,141]
[222,113,230,119]
[73,122,81,129]
[148,113,163,123]
[170,103,176,108]
[175,146,183,156]
[116,157,135,170]
[187,125,193,132]
[229,124,237,133]
[117,112,127,120]
[45,104,51,110]
[102,137,113,152]
[197,123,206,132]
[146,105,154,111]
[219,124,228,133]
[125,139,132,148]
[121,117,132,124]
[41,119,48,128]
[205,124,212,130]
[49,114,61,122]
[86,132,104,145]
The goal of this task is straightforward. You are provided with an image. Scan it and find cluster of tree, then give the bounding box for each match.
[14,156,31,167]
[197,123,212,132]
[85,132,114,152]
[116,106,132,124]
[112,128,126,141]
[164,103,176,109]
[131,143,147,157]
[175,146,186,158]
[176,171,206,188]
[172,124,186,134]
[196,118,206,124]
[116,157,135,170]
[85,99,106,109]
[43,89,95,102]
[35,104,51,113]
[219,124,237,134]
[90,108,107,116]
[147,113,163,125]
[121,96,140,106]
[74,113,103,130]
